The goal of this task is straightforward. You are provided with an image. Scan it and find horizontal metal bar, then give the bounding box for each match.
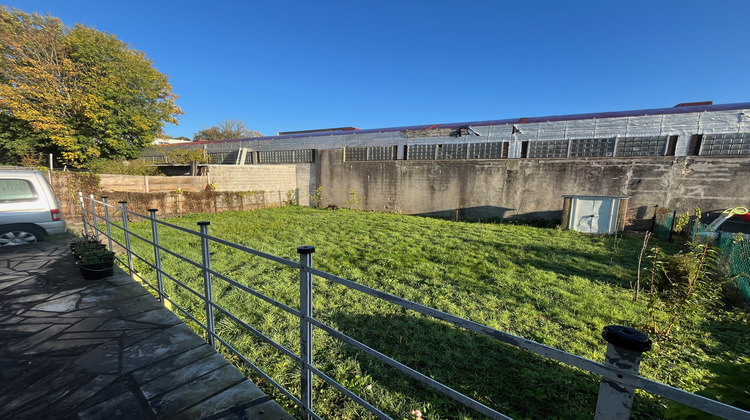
[117,213,298,269]
[309,268,598,363]
[138,242,300,317]
[132,272,159,293]
[113,255,127,267]
[122,229,152,246]
[120,246,205,301]
[310,318,509,420]
[210,304,301,364]
[109,236,125,248]
[308,365,389,420]
[107,222,127,233]
[211,334,308,415]
[84,196,109,207]
[153,242,205,270]
[128,248,155,267]
[209,270,301,317]
[163,295,209,332]
[82,197,124,218]
[309,269,749,418]
[152,217,210,236]
[206,235,300,269]
[161,270,206,302]
[121,208,150,221]
[633,377,750,419]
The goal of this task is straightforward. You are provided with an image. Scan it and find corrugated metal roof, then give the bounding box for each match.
[194,102,750,145]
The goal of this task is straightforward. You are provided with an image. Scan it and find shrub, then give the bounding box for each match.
[646,243,727,339]
[88,158,162,176]
[165,148,208,164]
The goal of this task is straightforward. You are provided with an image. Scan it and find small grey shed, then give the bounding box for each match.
[561,195,629,234]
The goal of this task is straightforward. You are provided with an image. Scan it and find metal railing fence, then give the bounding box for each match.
[77,192,749,420]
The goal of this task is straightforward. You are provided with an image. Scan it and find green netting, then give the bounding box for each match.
[653,208,675,241]
[693,222,750,304]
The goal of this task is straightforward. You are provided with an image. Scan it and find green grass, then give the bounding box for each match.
[114,206,749,419]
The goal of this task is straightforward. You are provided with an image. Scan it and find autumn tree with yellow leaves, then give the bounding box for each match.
[0,7,182,167]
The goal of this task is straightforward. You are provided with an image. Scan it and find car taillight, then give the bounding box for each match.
[51,209,62,221]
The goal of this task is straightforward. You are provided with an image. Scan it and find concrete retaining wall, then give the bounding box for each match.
[317,149,750,228]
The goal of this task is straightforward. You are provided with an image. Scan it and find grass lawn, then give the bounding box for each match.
[115,206,749,419]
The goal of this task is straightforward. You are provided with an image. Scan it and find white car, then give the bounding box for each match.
[0,168,66,246]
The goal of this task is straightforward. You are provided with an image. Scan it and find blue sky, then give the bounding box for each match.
[4,1,749,138]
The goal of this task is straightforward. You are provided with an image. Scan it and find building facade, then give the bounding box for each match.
[142,102,750,228]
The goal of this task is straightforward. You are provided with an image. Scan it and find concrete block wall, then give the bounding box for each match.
[206,164,315,206]
[207,165,297,192]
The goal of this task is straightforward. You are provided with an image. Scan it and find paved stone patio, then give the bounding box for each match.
[0,239,293,420]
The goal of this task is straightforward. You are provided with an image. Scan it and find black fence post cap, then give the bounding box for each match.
[602,325,652,352]
[197,221,210,226]
[148,209,158,213]
[101,196,108,199]
[297,246,315,254]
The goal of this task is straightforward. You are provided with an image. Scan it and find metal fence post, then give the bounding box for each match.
[298,245,315,419]
[101,197,113,251]
[119,201,134,275]
[89,194,99,241]
[78,192,89,236]
[198,221,216,348]
[595,325,652,420]
[149,209,165,305]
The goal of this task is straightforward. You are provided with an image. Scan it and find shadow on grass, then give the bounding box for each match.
[700,308,750,359]
[454,237,638,289]
[322,311,665,419]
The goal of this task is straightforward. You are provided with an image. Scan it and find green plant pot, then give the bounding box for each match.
[78,260,114,280]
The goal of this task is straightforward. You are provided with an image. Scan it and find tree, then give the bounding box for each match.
[193,119,263,141]
[0,7,182,167]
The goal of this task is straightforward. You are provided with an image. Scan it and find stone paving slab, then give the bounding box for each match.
[0,240,294,420]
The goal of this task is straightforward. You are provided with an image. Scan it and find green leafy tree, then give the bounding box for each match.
[0,7,182,167]
[193,119,263,141]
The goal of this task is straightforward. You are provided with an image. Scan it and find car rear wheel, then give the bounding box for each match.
[0,226,45,246]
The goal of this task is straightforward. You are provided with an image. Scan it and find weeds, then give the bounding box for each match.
[308,185,324,208]
[285,189,298,205]
[344,187,364,208]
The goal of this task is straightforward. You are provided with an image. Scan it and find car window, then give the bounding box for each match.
[0,179,39,203]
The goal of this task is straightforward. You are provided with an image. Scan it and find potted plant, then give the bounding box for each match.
[69,234,105,257]
[77,247,115,280]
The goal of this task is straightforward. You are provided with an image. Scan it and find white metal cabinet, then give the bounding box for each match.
[562,195,628,234]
